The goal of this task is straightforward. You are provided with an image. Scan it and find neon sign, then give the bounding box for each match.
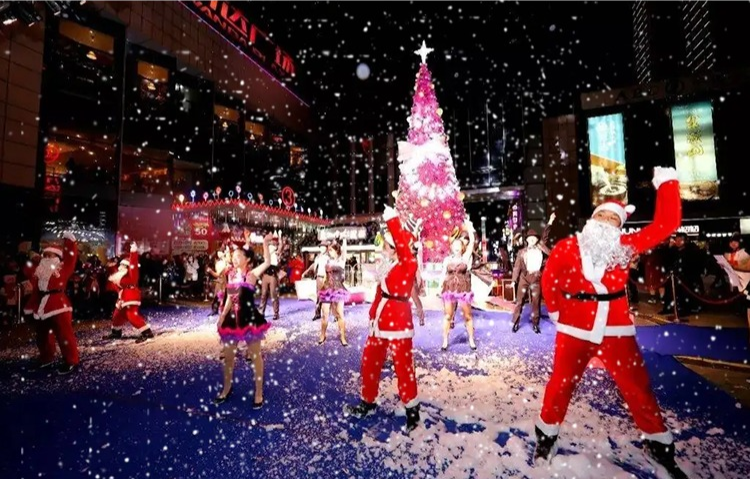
[183,1,295,79]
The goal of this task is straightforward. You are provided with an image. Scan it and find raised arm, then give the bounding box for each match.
[128,243,140,284]
[383,205,414,264]
[462,219,476,264]
[622,167,681,254]
[541,240,570,321]
[60,232,79,281]
[250,234,273,279]
[540,212,555,252]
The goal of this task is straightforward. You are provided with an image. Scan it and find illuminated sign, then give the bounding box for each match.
[587,113,627,207]
[182,1,295,79]
[623,224,700,235]
[281,186,296,208]
[319,227,367,242]
[670,102,719,201]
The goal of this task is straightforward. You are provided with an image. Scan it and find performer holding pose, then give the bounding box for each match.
[214,234,274,407]
[24,232,80,375]
[260,232,288,321]
[534,167,687,479]
[346,206,422,432]
[318,239,349,346]
[510,212,555,333]
[104,243,154,343]
[440,218,476,351]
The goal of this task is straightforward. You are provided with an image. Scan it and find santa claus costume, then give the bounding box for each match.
[23,232,80,375]
[345,206,422,433]
[534,167,687,479]
[103,243,154,343]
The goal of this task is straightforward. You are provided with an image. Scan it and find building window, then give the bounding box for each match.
[245,121,265,144]
[137,61,169,104]
[55,20,115,94]
[290,145,306,167]
[120,145,171,195]
[215,104,241,139]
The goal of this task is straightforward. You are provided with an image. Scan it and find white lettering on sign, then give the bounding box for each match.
[318,227,367,242]
[622,225,700,235]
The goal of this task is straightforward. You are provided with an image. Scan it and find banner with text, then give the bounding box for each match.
[587,113,627,206]
[670,101,719,201]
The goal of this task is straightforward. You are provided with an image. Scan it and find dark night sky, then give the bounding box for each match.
[246,1,636,138]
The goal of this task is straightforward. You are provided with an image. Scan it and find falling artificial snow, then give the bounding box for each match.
[3,302,750,478]
[356,63,371,80]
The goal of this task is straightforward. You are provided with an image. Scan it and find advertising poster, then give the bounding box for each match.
[587,113,627,206]
[670,102,719,201]
[190,211,212,239]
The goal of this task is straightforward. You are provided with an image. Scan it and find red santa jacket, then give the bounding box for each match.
[23,239,78,320]
[287,257,305,284]
[115,251,142,308]
[368,215,418,340]
[542,174,681,344]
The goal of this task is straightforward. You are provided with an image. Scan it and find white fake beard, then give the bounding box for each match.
[35,257,61,290]
[109,269,128,286]
[579,219,634,270]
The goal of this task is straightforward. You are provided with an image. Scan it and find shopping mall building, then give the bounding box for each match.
[0,1,314,258]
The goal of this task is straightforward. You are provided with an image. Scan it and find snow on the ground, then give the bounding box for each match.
[2,300,749,478]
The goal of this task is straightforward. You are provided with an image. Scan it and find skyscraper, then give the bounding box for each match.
[633,1,750,83]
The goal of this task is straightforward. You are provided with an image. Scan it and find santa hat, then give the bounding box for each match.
[42,246,63,258]
[120,258,130,267]
[592,201,636,226]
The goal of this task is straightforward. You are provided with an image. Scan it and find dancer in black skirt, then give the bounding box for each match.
[214,233,274,408]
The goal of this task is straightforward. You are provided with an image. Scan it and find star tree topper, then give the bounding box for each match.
[415,40,433,64]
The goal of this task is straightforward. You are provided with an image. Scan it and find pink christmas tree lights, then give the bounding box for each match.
[395,41,466,262]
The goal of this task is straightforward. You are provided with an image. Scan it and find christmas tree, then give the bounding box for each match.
[395,41,466,263]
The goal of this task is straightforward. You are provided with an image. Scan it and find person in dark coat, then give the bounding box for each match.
[510,213,555,333]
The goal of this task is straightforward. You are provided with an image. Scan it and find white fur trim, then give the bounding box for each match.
[383,206,399,222]
[652,167,679,190]
[23,308,33,315]
[34,306,72,320]
[592,203,631,226]
[548,311,560,322]
[62,232,76,242]
[404,397,420,408]
[43,247,63,258]
[117,301,141,308]
[578,245,610,345]
[643,430,673,445]
[536,417,560,437]
[137,324,151,333]
[120,259,130,267]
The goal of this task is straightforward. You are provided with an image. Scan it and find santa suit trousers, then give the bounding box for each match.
[112,306,148,331]
[511,275,541,326]
[35,311,79,366]
[361,336,418,407]
[540,333,667,437]
[260,273,279,318]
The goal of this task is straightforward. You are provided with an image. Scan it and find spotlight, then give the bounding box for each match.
[45,1,62,16]
[0,1,16,25]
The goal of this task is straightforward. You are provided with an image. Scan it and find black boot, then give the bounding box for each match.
[103,329,122,340]
[532,324,541,334]
[533,426,558,463]
[405,404,420,433]
[512,322,520,333]
[135,328,155,344]
[344,400,377,419]
[643,440,688,479]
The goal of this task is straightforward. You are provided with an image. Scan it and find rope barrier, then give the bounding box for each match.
[629,273,745,305]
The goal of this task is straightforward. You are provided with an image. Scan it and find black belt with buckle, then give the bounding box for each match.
[563,290,627,302]
[40,289,62,296]
[382,291,409,303]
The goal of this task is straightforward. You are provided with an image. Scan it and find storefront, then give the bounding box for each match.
[1,1,313,258]
[171,195,330,257]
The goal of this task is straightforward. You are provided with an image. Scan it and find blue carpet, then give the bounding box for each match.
[1,300,749,479]
[636,323,750,363]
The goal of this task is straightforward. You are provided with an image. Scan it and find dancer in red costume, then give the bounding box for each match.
[345,205,423,433]
[533,167,687,479]
[23,232,80,375]
[103,242,154,343]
